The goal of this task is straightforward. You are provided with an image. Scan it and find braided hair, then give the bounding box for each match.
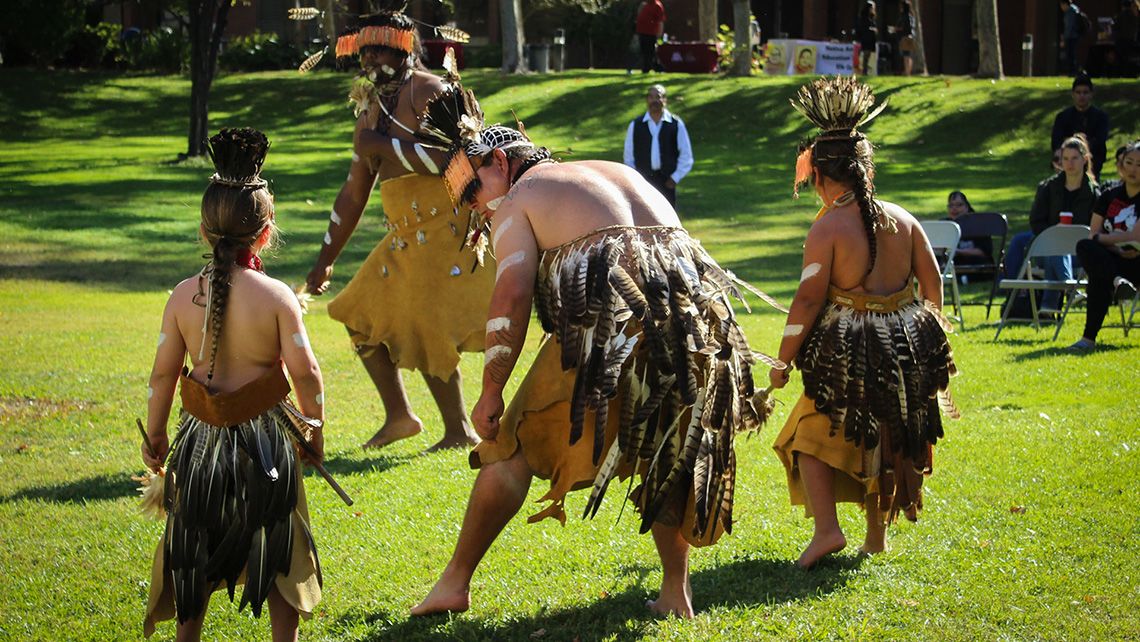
[198,128,276,385]
[791,77,891,273]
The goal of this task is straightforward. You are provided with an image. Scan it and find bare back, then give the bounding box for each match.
[167,269,297,391]
[509,160,681,249]
[819,200,938,297]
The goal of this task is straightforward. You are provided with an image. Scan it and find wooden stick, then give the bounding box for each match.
[285,423,354,507]
[136,418,158,459]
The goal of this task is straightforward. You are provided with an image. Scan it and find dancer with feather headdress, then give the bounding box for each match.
[769,77,959,569]
[407,83,784,619]
[142,128,325,639]
[301,3,489,452]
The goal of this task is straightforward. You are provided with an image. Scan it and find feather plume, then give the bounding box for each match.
[287,7,322,20]
[435,25,472,43]
[790,76,888,134]
[297,47,327,73]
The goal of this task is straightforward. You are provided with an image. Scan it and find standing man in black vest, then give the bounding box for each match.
[623,84,694,208]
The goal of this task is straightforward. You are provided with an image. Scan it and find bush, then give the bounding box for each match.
[61,22,120,68]
[0,0,87,66]
[220,32,310,72]
[128,27,189,73]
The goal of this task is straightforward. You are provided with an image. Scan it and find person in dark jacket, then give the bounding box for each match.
[622,84,694,207]
[1051,75,1111,179]
[1005,135,1101,313]
[855,1,879,75]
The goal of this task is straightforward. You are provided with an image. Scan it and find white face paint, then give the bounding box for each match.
[800,263,822,282]
[292,332,311,349]
[486,317,511,333]
[783,324,804,337]
[484,195,506,212]
[484,345,512,364]
[380,64,396,76]
[495,250,527,280]
[491,217,513,248]
[315,392,324,406]
[147,386,154,400]
[157,332,166,347]
[330,209,342,226]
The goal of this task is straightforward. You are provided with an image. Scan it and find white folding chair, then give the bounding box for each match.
[994,224,1090,341]
[920,220,964,328]
[1117,285,1139,337]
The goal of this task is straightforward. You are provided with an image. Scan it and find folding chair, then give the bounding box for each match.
[920,220,964,328]
[993,224,1090,341]
[953,212,1008,319]
[1118,285,1139,337]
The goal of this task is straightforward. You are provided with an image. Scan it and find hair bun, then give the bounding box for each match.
[206,128,270,187]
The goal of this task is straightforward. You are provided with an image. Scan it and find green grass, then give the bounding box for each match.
[0,69,1138,641]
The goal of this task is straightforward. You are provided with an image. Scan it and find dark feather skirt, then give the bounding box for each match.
[795,292,959,521]
[158,403,320,624]
[529,225,782,544]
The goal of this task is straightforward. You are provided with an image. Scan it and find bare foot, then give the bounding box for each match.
[796,531,847,569]
[646,581,693,619]
[860,521,888,555]
[425,432,479,452]
[410,578,470,616]
[362,417,423,450]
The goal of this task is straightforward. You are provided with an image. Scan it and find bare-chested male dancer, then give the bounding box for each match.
[406,85,781,618]
[305,11,491,451]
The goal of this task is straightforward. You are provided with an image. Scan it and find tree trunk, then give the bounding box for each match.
[499,0,526,73]
[186,0,233,157]
[730,0,751,76]
[975,0,1003,78]
[911,0,928,74]
[697,0,717,41]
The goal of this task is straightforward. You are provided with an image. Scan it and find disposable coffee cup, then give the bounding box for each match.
[1059,211,1074,225]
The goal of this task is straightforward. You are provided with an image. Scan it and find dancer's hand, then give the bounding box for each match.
[301,429,325,466]
[768,366,790,390]
[472,392,504,441]
[306,261,333,296]
[142,433,169,473]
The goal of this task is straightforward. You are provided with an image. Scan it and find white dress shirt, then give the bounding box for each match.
[623,109,694,184]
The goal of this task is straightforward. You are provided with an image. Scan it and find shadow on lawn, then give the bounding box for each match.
[0,472,137,505]
[349,555,862,641]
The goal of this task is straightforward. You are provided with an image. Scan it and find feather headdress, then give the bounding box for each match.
[290,4,471,72]
[206,128,270,189]
[790,76,887,197]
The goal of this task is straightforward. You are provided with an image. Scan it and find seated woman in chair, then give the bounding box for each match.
[1004,135,1100,314]
[1070,142,1140,351]
[944,190,994,277]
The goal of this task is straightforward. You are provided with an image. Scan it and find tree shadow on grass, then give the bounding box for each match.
[346,555,862,641]
[0,472,136,505]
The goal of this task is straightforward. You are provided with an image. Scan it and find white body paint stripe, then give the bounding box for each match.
[392,139,415,172]
[783,324,804,337]
[484,345,512,364]
[157,332,166,347]
[486,317,511,333]
[330,209,342,225]
[315,392,324,406]
[293,332,311,348]
[491,216,513,248]
[147,386,154,400]
[414,144,439,174]
[324,231,333,245]
[801,263,822,282]
[351,152,360,163]
[495,250,527,280]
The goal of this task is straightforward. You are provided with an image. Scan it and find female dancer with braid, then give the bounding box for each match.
[142,129,325,640]
[769,78,959,568]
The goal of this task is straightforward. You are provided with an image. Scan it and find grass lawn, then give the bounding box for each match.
[0,68,1137,641]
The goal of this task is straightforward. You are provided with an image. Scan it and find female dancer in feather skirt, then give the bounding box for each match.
[405,85,782,618]
[769,78,959,569]
[142,129,325,640]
